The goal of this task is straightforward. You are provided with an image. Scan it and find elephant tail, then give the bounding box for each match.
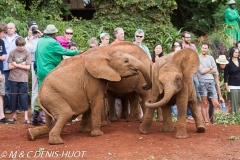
[37,97,56,123]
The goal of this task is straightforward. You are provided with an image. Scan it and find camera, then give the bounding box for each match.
[32,27,38,34]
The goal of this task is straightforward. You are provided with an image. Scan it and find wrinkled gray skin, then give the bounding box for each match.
[27,47,152,145]
[139,48,205,139]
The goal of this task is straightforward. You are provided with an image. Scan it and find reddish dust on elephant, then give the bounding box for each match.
[1,114,240,159]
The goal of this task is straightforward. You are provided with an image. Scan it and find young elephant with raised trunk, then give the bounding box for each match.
[27,47,152,145]
[139,48,205,138]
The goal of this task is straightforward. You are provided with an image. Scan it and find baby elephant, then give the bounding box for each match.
[27,47,152,145]
[140,48,205,138]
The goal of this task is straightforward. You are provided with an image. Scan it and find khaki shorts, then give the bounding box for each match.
[0,74,5,96]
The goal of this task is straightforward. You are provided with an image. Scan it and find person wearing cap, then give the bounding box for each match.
[3,22,21,114]
[99,33,110,46]
[32,24,79,125]
[225,0,240,42]
[25,20,45,124]
[133,29,151,60]
[224,46,240,114]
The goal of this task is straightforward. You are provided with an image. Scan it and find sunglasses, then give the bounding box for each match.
[136,35,143,38]
[65,32,73,35]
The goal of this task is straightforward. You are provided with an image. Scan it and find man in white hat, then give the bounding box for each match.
[225,0,240,42]
[32,24,79,125]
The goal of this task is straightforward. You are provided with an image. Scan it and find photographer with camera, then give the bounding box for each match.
[25,21,45,125]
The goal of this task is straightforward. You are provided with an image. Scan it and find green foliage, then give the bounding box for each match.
[0,0,26,18]
[214,110,240,125]
[171,0,240,36]
[228,136,239,140]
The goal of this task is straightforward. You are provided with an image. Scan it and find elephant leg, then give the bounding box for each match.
[139,108,155,134]
[175,100,188,139]
[90,97,104,136]
[79,108,91,132]
[139,90,151,122]
[160,106,174,132]
[120,98,128,119]
[101,98,110,126]
[27,112,52,141]
[126,93,140,122]
[48,103,73,145]
[188,100,205,133]
[156,107,163,122]
[107,93,118,122]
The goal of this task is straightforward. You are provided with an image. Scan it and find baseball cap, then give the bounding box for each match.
[28,21,37,27]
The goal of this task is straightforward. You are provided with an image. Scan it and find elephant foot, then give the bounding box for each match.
[196,126,205,133]
[109,116,118,122]
[27,126,51,141]
[125,117,140,122]
[101,120,110,127]
[90,130,103,136]
[79,126,90,133]
[48,136,64,145]
[139,125,150,134]
[156,117,163,122]
[175,132,188,139]
[159,126,174,132]
[27,128,36,141]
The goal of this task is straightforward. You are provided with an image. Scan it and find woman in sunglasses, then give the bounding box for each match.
[55,27,74,49]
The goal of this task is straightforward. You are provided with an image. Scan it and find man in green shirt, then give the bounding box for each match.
[32,24,79,126]
[225,0,240,42]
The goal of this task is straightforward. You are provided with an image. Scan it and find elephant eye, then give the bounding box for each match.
[176,77,180,81]
[124,59,129,63]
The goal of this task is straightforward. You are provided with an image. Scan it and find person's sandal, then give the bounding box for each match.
[9,117,17,121]
[24,119,31,124]
[4,110,12,114]
[16,110,22,114]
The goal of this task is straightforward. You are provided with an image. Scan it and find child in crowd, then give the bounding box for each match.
[0,23,14,124]
[89,37,98,48]
[69,42,77,50]
[8,37,31,124]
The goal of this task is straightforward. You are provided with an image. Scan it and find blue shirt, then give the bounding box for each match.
[0,39,7,73]
[3,33,20,71]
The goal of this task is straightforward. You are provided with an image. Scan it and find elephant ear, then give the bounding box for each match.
[153,56,169,94]
[172,48,200,82]
[85,52,121,82]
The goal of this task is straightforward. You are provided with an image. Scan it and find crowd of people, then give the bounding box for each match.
[0,8,240,125]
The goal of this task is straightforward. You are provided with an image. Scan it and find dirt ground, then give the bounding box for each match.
[0,111,240,160]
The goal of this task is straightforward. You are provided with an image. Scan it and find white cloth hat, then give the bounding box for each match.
[229,0,236,4]
[44,24,58,34]
[216,55,229,64]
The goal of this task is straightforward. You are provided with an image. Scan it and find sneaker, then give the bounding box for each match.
[187,116,194,121]
[0,117,14,124]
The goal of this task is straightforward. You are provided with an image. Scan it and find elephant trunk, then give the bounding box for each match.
[145,85,174,108]
[135,60,152,90]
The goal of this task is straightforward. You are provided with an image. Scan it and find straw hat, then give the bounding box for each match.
[44,24,58,34]
[229,0,236,4]
[216,55,229,64]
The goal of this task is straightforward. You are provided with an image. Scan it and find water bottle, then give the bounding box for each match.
[221,102,226,113]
